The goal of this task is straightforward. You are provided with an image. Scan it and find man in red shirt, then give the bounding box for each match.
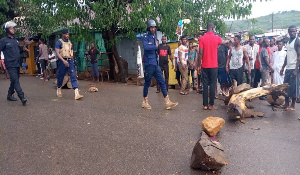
[198,23,222,110]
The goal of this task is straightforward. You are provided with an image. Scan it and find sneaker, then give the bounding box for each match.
[259,96,267,100]
[40,77,44,80]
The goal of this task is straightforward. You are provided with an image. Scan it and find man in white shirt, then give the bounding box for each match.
[178,35,189,95]
[273,41,286,85]
[244,35,259,87]
[1,51,9,79]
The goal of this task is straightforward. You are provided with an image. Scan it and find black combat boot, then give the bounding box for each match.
[18,93,27,106]
[7,91,17,101]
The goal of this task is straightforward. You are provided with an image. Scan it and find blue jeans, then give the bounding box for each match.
[57,59,78,89]
[91,62,99,77]
[7,67,25,98]
[143,64,168,97]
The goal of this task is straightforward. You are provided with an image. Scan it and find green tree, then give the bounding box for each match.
[17,0,262,82]
[0,0,19,36]
[248,28,265,35]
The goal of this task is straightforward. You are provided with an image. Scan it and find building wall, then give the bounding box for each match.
[116,31,164,75]
[116,38,140,75]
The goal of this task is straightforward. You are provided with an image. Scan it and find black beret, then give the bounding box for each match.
[62,28,69,34]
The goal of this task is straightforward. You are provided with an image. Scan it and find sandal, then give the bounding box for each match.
[286,107,295,111]
[208,105,218,110]
[180,91,188,95]
[203,106,208,110]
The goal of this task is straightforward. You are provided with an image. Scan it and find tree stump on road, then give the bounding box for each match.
[224,80,289,123]
[190,131,229,170]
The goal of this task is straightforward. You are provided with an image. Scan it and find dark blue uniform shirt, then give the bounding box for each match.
[143,32,157,66]
[0,36,21,68]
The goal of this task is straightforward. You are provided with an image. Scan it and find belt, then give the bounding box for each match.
[63,58,73,61]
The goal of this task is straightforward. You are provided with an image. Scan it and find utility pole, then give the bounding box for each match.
[272,13,274,32]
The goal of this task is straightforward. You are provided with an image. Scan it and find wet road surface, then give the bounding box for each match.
[0,75,299,175]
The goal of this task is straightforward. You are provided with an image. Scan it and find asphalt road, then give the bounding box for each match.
[0,74,299,175]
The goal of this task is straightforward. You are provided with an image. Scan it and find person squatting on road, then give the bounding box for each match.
[142,19,178,110]
[55,28,83,100]
[280,25,300,111]
[0,21,27,105]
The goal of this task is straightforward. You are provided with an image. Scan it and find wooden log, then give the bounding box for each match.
[227,83,289,123]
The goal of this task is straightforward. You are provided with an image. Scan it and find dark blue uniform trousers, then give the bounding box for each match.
[7,67,24,98]
[143,64,168,97]
[57,59,78,89]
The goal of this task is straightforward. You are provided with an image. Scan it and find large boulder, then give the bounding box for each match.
[190,132,229,170]
[201,117,225,137]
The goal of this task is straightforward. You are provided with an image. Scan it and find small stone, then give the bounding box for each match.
[190,132,228,170]
[201,117,225,137]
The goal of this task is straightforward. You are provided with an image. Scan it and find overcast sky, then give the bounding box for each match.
[249,0,299,18]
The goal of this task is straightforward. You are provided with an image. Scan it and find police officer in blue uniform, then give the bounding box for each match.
[55,29,83,100]
[142,20,178,110]
[0,21,27,105]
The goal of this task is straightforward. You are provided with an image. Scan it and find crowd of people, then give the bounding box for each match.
[0,19,299,113]
[151,22,300,112]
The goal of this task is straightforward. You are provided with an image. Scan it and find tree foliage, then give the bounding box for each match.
[248,28,265,35]
[16,0,260,40]
[226,10,300,32]
[13,0,263,82]
[0,0,19,35]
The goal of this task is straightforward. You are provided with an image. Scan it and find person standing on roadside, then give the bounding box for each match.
[178,35,189,95]
[217,41,230,95]
[88,43,100,82]
[198,23,222,110]
[156,36,173,93]
[273,41,286,85]
[1,51,9,79]
[244,35,259,87]
[142,20,178,110]
[280,25,300,111]
[174,40,182,88]
[188,41,197,90]
[269,38,278,83]
[226,35,251,86]
[0,21,27,105]
[38,38,49,81]
[55,28,83,100]
[259,38,274,100]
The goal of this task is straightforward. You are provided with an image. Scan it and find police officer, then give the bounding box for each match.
[0,21,27,105]
[142,20,178,110]
[55,28,83,100]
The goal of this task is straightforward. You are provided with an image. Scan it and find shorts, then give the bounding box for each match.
[40,59,47,71]
[229,66,244,86]
[218,68,230,84]
[284,69,300,98]
[1,60,6,70]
